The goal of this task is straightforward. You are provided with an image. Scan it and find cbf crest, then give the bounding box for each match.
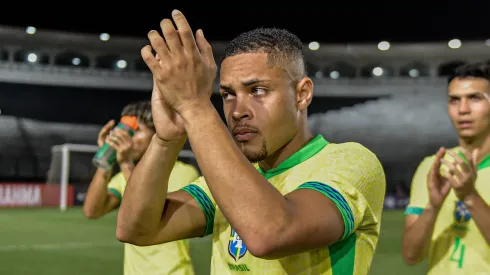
[454,201,471,223]
[228,229,248,262]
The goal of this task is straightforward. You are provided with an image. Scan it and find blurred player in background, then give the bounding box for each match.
[116,10,386,275]
[403,62,490,274]
[83,99,199,275]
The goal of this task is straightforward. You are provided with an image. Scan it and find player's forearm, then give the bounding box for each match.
[83,168,113,219]
[116,135,185,242]
[181,102,291,251]
[402,206,439,265]
[464,192,490,246]
[119,162,135,182]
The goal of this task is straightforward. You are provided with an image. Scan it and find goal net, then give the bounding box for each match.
[46,143,196,211]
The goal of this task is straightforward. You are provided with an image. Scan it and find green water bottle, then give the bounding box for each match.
[92,116,139,170]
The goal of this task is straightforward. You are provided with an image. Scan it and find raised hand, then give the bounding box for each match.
[440,148,478,201]
[151,75,186,143]
[141,10,217,116]
[97,120,115,148]
[105,129,134,165]
[427,148,452,209]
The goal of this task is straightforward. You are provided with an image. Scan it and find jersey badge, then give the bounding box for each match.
[228,228,248,262]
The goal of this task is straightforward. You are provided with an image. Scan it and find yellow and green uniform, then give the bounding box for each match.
[108,161,200,275]
[182,135,386,274]
[405,148,490,274]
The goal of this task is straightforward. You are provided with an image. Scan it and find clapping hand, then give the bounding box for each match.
[141,10,217,117]
[427,148,452,209]
[440,148,479,201]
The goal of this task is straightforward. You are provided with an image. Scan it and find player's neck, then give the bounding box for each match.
[459,131,490,162]
[259,127,314,172]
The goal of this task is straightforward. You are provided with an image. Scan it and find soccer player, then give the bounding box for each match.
[116,10,386,275]
[83,100,199,275]
[403,62,490,274]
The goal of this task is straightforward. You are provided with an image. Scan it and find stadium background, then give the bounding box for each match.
[1,4,489,274]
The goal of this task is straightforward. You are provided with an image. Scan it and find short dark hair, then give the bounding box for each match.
[121,101,154,130]
[448,62,490,84]
[221,28,307,76]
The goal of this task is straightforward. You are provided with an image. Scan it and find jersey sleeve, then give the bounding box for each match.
[107,172,126,202]
[405,157,433,216]
[296,143,386,241]
[168,162,201,191]
[180,176,216,237]
[183,165,200,186]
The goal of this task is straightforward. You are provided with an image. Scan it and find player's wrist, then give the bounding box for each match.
[119,161,134,170]
[96,167,113,180]
[425,203,442,215]
[152,134,186,150]
[463,191,480,209]
[178,100,215,124]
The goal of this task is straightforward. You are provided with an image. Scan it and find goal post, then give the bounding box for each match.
[49,144,99,211]
[47,143,195,211]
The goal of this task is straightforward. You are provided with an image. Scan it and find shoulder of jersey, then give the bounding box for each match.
[112,171,125,180]
[323,141,378,158]
[175,160,198,172]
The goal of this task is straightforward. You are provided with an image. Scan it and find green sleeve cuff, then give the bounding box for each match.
[108,187,122,202]
[181,184,215,236]
[297,181,355,240]
[405,206,424,216]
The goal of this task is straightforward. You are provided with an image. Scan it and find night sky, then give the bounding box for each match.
[1,2,489,44]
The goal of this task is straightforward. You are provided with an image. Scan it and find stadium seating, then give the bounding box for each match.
[0,115,99,181]
[0,89,459,187]
[309,89,458,182]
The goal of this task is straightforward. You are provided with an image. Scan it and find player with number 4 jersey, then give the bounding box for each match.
[403,63,490,274]
[405,150,490,273]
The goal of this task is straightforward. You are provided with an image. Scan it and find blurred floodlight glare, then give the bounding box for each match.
[330,71,340,79]
[409,69,420,78]
[308,41,320,51]
[26,26,36,35]
[100,33,110,41]
[448,39,462,49]
[377,41,390,51]
[72,58,81,66]
[372,67,383,76]
[27,53,37,63]
[116,60,127,69]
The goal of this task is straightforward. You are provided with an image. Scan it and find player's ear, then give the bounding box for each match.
[295,76,313,111]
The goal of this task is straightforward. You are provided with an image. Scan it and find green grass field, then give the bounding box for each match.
[0,208,427,275]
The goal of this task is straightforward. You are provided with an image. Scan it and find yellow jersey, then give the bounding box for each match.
[405,148,490,274]
[182,135,386,274]
[108,160,200,275]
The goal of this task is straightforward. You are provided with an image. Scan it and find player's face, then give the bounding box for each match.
[131,123,154,161]
[219,52,301,162]
[447,77,490,139]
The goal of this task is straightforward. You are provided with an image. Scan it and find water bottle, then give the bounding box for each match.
[92,116,139,170]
